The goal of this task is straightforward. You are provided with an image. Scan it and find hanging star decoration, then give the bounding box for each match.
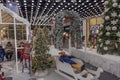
[111,12,117,17]
[116,32,120,37]
[111,19,118,25]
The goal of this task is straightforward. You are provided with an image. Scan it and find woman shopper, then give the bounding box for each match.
[5,42,13,61]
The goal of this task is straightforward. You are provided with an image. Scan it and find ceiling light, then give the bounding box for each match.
[46,3,49,5]
[68,3,70,5]
[24,3,27,5]
[78,0,81,2]
[86,0,89,2]
[78,5,80,7]
[75,3,77,5]
[16,0,19,2]
[63,0,66,2]
[101,0,104,2]
[72,5,74,7]
[71,0,76,2]
[24,0,26,2]
[65,5,67,7]
[9,3,12,6]
[94,0,97,2]
[58,5,60,7]
[60,3,63,5]
[54,3,56,5]
[39,0,42,2]
[69,8,71,10]
[89,3,91,5]
[32,0,34,2]
[82,3,84,5]
[48,0,50,2]
[7,0,10,2]
[38,6,40,7]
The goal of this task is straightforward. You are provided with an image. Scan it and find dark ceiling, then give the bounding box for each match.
[0,0,105,25]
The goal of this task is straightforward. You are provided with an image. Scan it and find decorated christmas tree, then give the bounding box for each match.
[32,28,53,73]
[97,0,120,55]
[43,27,51,45]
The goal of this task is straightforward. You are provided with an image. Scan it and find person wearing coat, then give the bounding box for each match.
[0,46,5,61]
[5,42,13,61]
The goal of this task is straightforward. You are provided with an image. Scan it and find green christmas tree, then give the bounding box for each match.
[97,0,120,55]
[32,28,53,72]
[43,27,51,45]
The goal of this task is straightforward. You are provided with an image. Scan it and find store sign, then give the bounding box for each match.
[6,2,19,15]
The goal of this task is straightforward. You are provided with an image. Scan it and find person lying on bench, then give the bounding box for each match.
[59,51,84,72]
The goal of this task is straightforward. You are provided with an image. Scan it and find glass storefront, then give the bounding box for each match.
[86,16,103,49]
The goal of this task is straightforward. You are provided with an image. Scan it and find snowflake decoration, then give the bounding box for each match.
[111,20,118,25]
[111,12,117,17]
[116,32,120,37]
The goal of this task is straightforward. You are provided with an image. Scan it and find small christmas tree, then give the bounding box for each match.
[97,0,120,55]
[32,28,53,73]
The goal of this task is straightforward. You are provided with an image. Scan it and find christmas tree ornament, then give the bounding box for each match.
[99,39,102,42]
[112,26,117,31]
[106,26,111,31]
[116,32,120,37]
[112,0,117,2]
[104,1,109,5]
[105,40,110,45]
[104,47,108,50]
[119,14,120,17]
[105,16,110,20]
[106,32,110,36]
[112,3,118,7]
[111,12,117,17]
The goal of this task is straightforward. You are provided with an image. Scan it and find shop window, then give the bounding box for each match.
[97,17,103,24]
[90,18,96,26]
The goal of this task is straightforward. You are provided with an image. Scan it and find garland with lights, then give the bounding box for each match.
[97,0,120,55]
[54,10,82,50]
